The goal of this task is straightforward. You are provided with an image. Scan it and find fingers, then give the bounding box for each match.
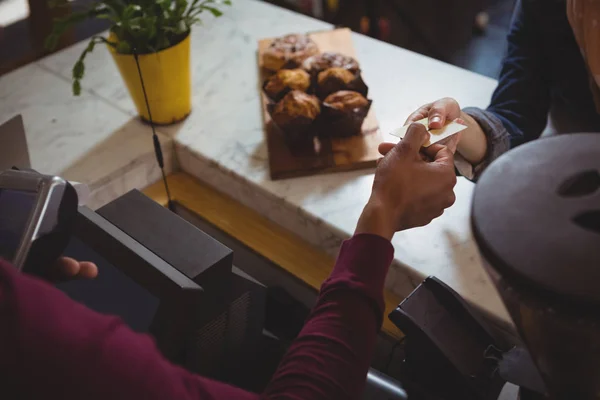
[397,123,429,154]
[432,145,454,163]
[51,257,98,282]
[438,132,461,154]
[404,103,431,125]
[54,257,80,278]
[428,98,460,129]
[423,145,457,191]
[78,262,98,279]
[422,143,453,165]
[421,143,444,160]
[378,142,395,156]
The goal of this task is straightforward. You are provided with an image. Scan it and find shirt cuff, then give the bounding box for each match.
[462,107,511,181]
[322,234,394,327]
[454,153,475,180]
[333,233,394,291]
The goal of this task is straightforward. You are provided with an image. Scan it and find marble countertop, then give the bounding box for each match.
[0,0,511,325]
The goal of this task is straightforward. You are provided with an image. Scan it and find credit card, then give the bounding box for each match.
[389,118,467,147]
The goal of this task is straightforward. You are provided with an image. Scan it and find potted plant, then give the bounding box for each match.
[46,0,231,124]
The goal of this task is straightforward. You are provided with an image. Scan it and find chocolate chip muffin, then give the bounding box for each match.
[262,34,320,72]
[316,67,368,99]
[263,69,312,102]
[301,52,360,77]
[320,90,372,137]
[267,90,321,149]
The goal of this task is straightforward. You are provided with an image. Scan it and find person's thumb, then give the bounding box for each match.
[428,98,459,129]
[423,143,454,169]
[398,123,430,154]
[428,107,447,129]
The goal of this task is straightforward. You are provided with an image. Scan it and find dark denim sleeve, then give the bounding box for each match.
[460,107,510,180]
[462,0,551,180]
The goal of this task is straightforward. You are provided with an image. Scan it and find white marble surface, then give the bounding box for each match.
[0,61,175,209]
[0,0,511,325]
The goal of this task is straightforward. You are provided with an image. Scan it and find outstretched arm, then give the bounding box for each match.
[264,123,458,399]
[0,125,457,400]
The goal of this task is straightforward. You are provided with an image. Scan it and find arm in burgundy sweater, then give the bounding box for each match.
[0,234,393,400]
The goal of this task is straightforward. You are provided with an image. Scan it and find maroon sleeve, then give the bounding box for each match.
[262,233,394,399]
[0,258,258,400]
[0,233,393,400]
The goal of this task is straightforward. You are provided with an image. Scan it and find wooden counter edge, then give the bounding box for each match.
[143,172,404,340]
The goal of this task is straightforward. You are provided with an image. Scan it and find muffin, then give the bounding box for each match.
[263,69,311,102]
[316,67,368,99]
[262,34,320,72]
[320,90,372,138]
[267,90,321,149]
[301,52,360,77]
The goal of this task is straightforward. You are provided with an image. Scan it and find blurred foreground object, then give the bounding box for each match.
[472,134,600,399]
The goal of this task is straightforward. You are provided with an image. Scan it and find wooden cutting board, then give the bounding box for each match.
[258,28,383,180]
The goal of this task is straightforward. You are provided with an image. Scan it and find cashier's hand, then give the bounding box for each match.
[405,97,462,129]
[404,97,488,164]
[47,257,98,282]
[355,123,457,240]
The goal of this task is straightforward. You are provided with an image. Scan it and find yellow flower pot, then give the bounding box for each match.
[108,33,191,125]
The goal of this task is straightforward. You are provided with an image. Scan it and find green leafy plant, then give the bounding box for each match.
[46,0,231,95]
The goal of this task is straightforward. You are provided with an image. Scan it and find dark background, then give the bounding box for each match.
[0,0,515,77]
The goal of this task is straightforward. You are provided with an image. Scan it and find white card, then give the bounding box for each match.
[389,118,467,147]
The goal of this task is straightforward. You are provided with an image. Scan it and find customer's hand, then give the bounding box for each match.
[48,257,98,282]
[356,124,457,240]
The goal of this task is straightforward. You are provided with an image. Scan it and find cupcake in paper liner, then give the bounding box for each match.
[263,69,312,102]
[316,67,368,99]
[263,34,319,72]
[301,52,360,78]
[267,90,321,149]
[320,90,372,138]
